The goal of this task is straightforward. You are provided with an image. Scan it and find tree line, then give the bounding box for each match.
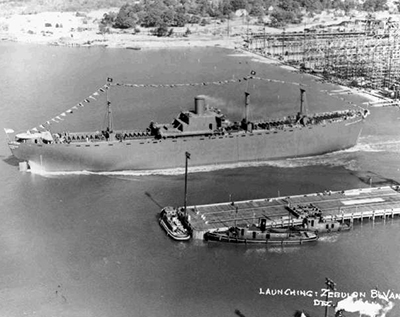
[99,0,390,35]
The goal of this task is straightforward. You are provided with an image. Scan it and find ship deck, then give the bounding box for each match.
[183,186,400,239]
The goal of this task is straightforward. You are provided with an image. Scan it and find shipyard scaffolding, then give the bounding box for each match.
[247,18,400,96]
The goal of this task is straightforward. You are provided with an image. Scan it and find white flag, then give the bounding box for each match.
[4,128,14,134]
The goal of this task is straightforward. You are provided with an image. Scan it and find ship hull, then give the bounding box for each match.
[9,118,364,172]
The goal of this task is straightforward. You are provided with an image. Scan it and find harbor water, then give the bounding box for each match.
[1,42,400,317]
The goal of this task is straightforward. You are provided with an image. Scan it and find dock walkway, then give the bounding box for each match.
[183,186,400,239]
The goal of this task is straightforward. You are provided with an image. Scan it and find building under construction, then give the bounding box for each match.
[247,18,400,95]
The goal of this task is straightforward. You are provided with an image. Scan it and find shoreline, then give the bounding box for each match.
[0,32,242,50]
[0,9,394,105]
[0,9,246,50]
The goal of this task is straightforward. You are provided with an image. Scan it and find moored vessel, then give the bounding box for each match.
[300,216,351,233]
[203,226,318,245]
[159,206,191,241]
[6,78,369,172]
[286,203,352,233]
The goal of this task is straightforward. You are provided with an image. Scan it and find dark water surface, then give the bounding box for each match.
[1,42,400,317]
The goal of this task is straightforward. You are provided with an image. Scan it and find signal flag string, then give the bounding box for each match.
[27,72,308,133]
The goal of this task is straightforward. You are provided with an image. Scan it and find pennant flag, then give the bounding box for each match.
[185,151,191,159]
[46,121,51,125]
[32,127,38,132]
[99,88,105,92]
[89,96,96,100]
[66,109,73,113]
[93,92,99,96]
[61,113,66,116]
[107,77,113,82]
[56,116,63,120]
[84,99,90,103]
[3,128,14,134]
[72,106,78,110]
[104,85,109,90]
[39,125,45,129]
[51,118,59,123]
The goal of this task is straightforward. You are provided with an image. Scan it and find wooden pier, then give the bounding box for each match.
[183,186,400,240]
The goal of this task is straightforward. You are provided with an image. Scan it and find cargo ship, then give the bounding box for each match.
[7,86,369,172]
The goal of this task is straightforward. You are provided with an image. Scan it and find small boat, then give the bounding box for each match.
[203,226,318,245]
[300,216,352,233]
[269,217,351,234]
[159,206,191,241]
[286,203,352,233]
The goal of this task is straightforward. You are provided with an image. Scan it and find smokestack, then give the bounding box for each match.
[194,96,205,115]
[300,89,308,115]
[244,92,250,123]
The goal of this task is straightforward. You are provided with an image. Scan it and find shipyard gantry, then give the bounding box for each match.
[247,18,400,95]
[184,186,400,239]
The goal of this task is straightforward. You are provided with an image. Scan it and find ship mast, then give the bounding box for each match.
[184,151,191,215]
[105,77,114,132]
[243,71,256,131]
[106,86,113,132]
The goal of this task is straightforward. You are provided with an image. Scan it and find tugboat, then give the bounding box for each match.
[203,225,318,245]
[286,203,352,233]
[159,151,192,241]
[159,206,191,241]
[301,215,351,233]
